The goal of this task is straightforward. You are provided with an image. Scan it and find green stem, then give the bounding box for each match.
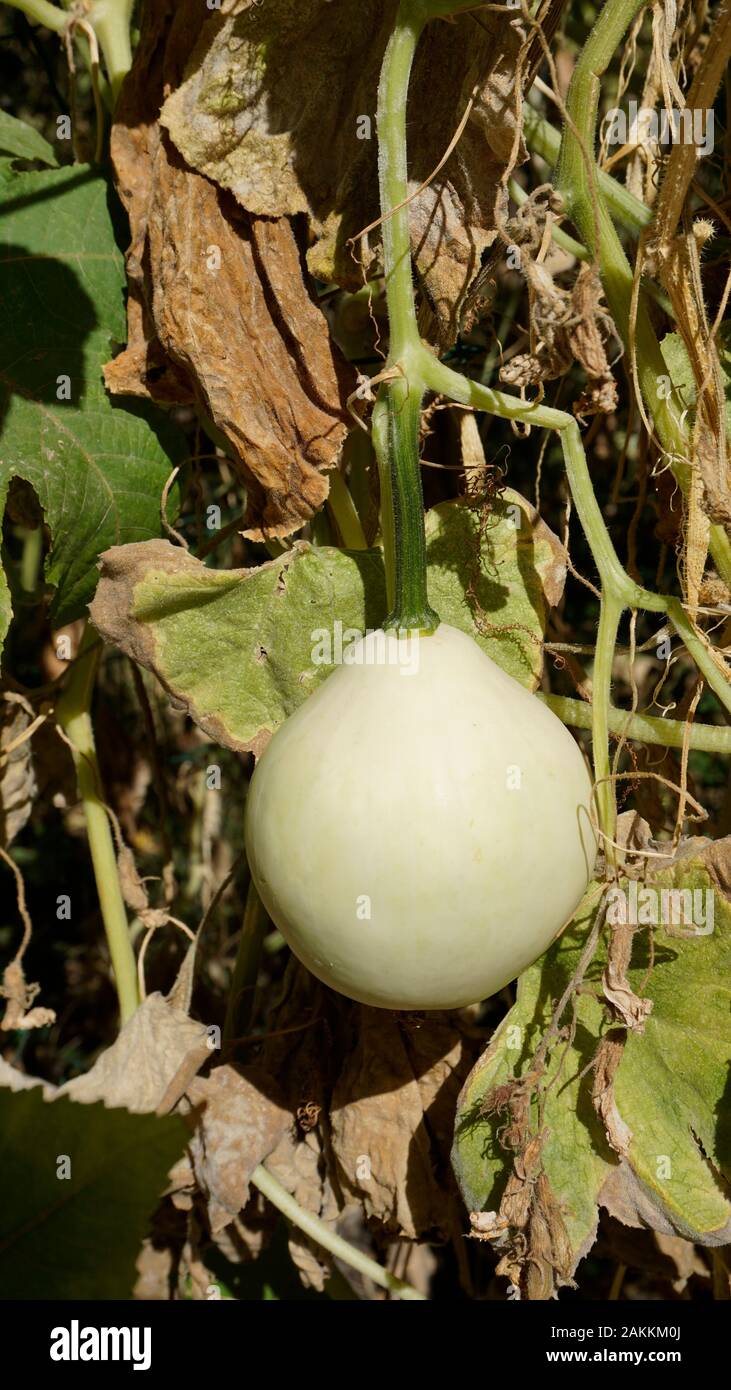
[592,594,623,863]
[418,351,731,828]
[375,2,438,632]
[2,0,66,32]
[250,1164,426,1300]
[540,694,731,756]
[88,0,133,105]
[223,879,268,1044]
[18,526,43,594]
[56,626,139,1025]
[554,0,731,592]
[2,0,133,104]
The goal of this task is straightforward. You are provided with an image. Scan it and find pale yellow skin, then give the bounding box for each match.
[245,624,596,1010]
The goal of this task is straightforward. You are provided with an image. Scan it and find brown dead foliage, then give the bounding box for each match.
[242,961,481,1286]
[159,0,531,353]
[592,1033,633,1159]
[106,0,352,537]
[500,257,619,418]
[181,1064,291,1234]
[474,1062,576,1297]
[599,1214,708,1293]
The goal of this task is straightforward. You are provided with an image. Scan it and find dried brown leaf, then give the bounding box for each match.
[602,917,653,1033]
[107,0,352,535]
[58,992,210,1111]
[592,1034,633,1159]
[330,1009,469,1241]
[182,1064,290,1234]
[159,0,529,351]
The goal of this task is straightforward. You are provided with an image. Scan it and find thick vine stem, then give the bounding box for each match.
[55,626,139,1024]
[2,0,66,31]
[553,0,731,593]
[375,2,438,632]
[250,1164,426,1300]
[86,0,133,103]
[592,595,623,863]
[522,107,653,237]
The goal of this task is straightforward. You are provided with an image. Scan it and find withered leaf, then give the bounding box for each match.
[108,0,352,536]
[160,0,529,350]
[58,992,210,1112]
[592,1034,633,1159]
[330,1008,472,1241]
[183,1064,290,1234]
[599,1159,731,1246]
[145,150,352,537]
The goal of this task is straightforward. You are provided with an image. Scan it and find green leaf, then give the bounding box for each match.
[0,165,182,644]
[426,491,564,688]
[0,112,58,168]
[90,491,563,754]
[0,1086,187,1299]
[452,852,731,1273]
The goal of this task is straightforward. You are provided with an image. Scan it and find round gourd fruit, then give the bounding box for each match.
[244,623,595,1010]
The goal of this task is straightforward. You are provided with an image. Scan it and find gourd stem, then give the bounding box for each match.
[375,3,438,632]
[55,626,139,1025]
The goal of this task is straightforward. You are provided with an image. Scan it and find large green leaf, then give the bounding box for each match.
[0,164,182,641]
[90,490,563,754]
[452,852,731,1276]
[0,1086,187,1299]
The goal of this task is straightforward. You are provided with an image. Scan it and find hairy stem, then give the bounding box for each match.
[540,694,731,756]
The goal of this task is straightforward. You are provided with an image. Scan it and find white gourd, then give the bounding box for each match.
[245,623,596,1011]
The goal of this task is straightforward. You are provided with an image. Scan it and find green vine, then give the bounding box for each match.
[55,627,139,1025]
